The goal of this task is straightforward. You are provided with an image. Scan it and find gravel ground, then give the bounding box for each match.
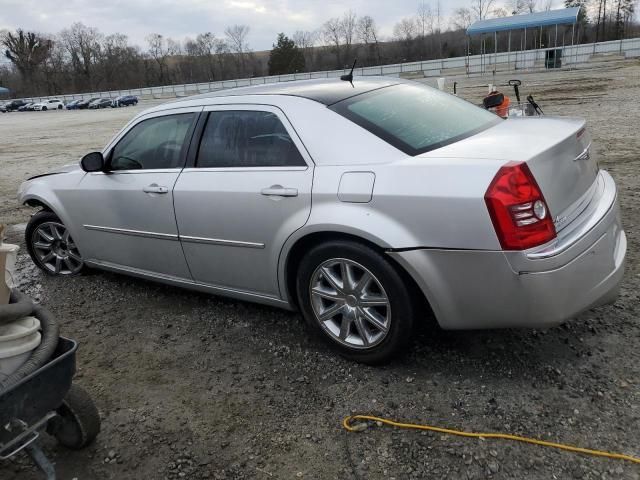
[1,61,639,480]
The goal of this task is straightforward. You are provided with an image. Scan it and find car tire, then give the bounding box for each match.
[26,210,85,276]
[296,240,415,364]
[42,106,47,111]
[58,105,62,110]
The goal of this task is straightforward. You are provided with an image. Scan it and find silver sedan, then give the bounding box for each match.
[17,77,626,363]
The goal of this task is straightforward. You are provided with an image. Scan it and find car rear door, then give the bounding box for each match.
[61,108,201,278]
[173,105,314,298]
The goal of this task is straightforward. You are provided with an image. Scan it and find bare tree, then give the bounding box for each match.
[225,25,250,75]
[452,7,474,30]
[524,0,538,13]
[59,23,103,90]
[225,25,250,55]
[621,0,636,37]
[41,40,66,94]
[435,0,443,57]
[293,30,317,71]
[340,10,357,66]
[393,17,418,59]
[417,1,434,38]
[323,17,344,68]
[356,15,382,64]
[470,0,496,20]
[416,1,434,57]
[101,33,137,88]
[293,30,317,50]
[195,32,223,80]
[508,0,529,14]
[146,33,172,84]
[1,29,52,89]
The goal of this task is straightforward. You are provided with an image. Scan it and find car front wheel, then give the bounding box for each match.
[296,240,415,364]
[26,211,85,276]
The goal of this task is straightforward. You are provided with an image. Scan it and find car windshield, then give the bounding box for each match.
[330,83,501,156]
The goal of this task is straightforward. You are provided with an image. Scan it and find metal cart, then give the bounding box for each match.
[0,337,100,480]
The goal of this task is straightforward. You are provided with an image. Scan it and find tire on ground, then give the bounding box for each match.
[296,240,416,364]
[48,384,101,450]
[25,210,85,276]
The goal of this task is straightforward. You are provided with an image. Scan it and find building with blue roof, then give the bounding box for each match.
[467,7,580,36]
[465,7,581,73]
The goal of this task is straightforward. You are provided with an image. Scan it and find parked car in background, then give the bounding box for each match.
[33,99,64,111]
[89,98,112,109]
[65,100,82,110]
[17,78,627,364]
[77,98,99,109]
[18,102,35,112]
[112,95,138,107]
[4,99,27,112]
[0,103,6,113]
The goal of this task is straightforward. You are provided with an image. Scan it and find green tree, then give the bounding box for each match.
[564,0,588,24]
[565,0,589,41]
[268,33,305,75]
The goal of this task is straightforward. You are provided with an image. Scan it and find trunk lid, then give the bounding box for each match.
[420,116,599,231]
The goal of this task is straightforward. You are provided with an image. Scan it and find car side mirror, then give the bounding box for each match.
[80,152,105,172]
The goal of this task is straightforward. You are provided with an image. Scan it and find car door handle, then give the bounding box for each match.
[261,185,298,197]
[143,184,169,194]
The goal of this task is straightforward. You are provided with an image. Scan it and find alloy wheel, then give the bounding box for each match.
[309,258,391,349]
[31,221,83,275]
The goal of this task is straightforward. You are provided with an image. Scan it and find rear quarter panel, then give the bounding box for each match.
[296,157,503,251]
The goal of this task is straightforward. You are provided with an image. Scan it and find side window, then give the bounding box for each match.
[110,113,196,170]
[197,110,306,168]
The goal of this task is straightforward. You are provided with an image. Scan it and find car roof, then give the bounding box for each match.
[180,77,404,106]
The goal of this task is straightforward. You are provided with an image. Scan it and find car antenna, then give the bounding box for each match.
[340,58,358,87]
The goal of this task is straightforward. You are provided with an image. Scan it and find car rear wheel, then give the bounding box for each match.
[296,240,415,364]
[26,211,85,276]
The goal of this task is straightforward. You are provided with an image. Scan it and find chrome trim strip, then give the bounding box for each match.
[526,173,615,260]
[180,166,308,173]
[88,168,181,175]
[553,174,599,232]
[84,225,264,249]
[83,224,179,241]
[180,235,265,249]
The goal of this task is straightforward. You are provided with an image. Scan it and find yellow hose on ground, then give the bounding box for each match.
[343,415,640,465]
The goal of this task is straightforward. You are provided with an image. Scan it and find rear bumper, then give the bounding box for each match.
[388,170,626,330]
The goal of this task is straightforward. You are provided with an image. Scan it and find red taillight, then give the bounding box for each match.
[484,162,556,250]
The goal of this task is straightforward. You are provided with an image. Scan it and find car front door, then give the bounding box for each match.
[62,108,201,278]
[173,105,314,299]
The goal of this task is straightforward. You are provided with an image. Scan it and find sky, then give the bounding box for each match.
[0,0,566,54]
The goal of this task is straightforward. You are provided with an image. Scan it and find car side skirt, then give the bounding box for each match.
[85,259,294,310]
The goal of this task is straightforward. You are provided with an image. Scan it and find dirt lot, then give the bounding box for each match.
[1,62,639,480]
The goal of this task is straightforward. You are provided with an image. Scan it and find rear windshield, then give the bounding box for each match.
[330,83,501,156]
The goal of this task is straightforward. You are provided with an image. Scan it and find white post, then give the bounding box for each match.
[571,23,576,69]
[555,24,558,68]
[494,31,498,75]
[524,27,527,70]
[508,30,512,71]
